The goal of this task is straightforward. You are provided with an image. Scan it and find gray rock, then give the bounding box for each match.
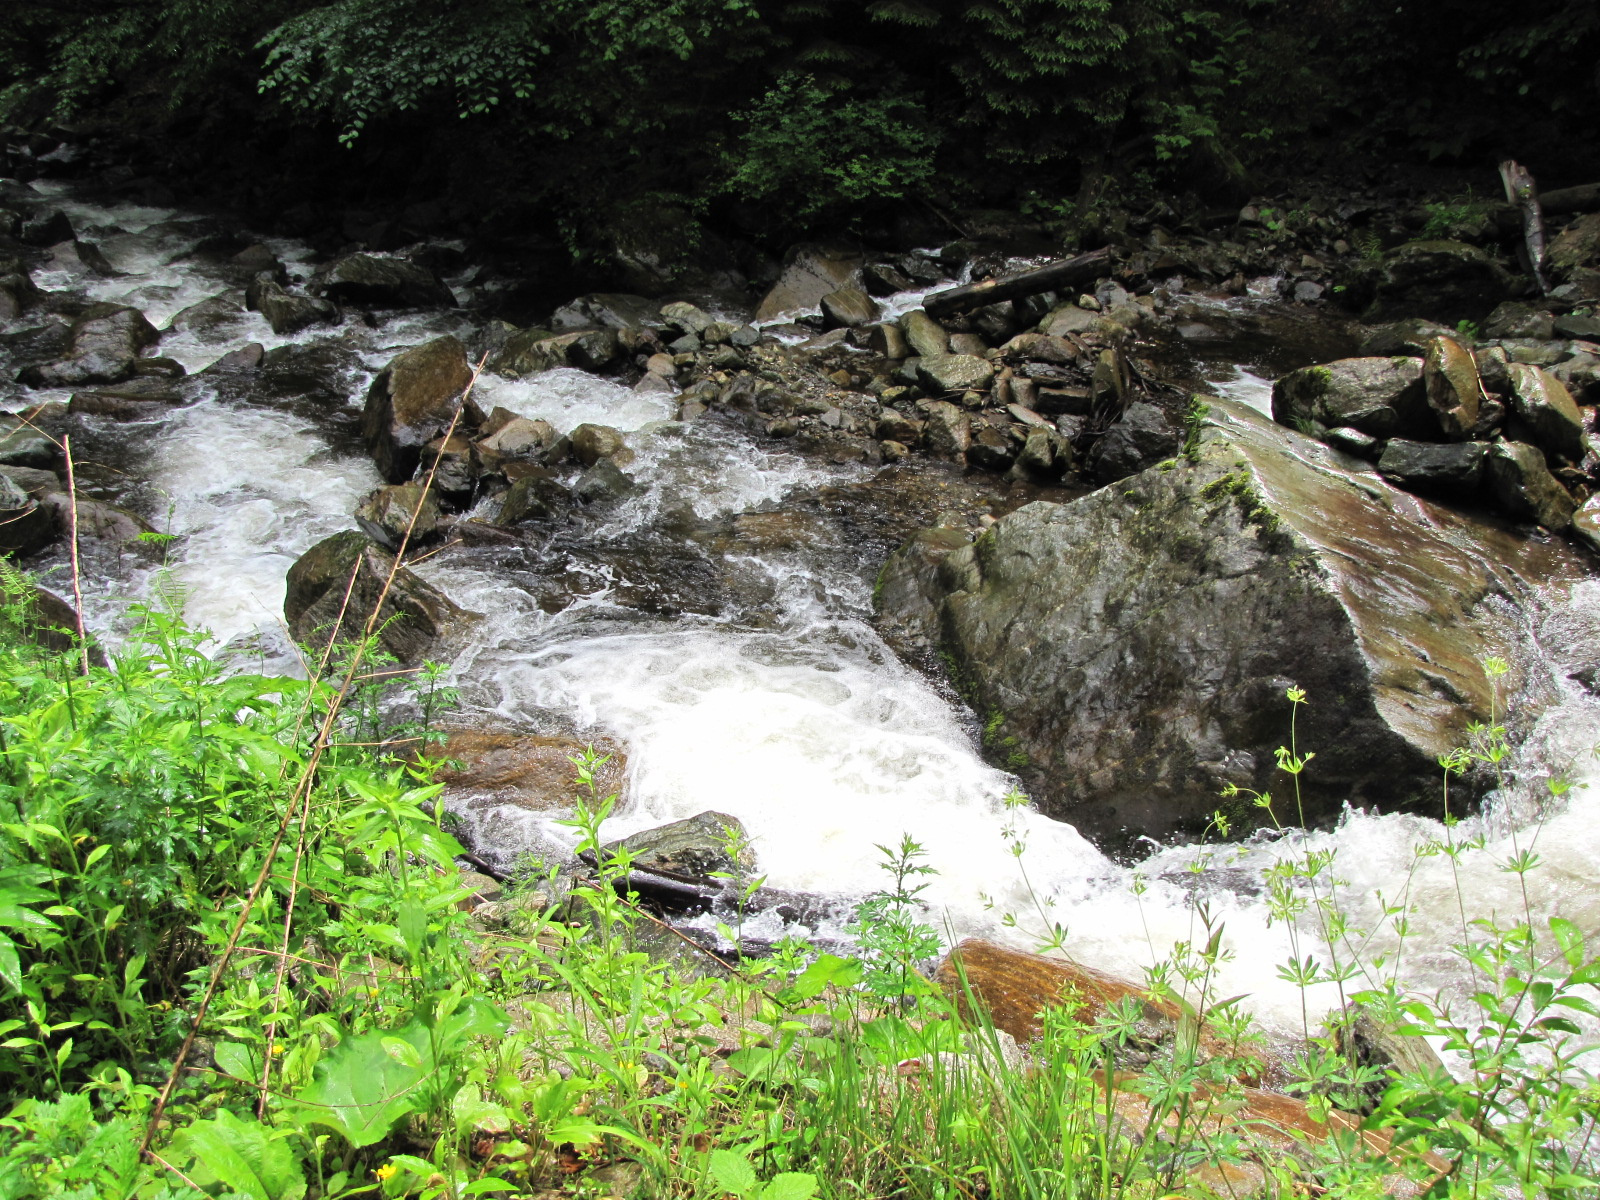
[550,293,661,331]
[67,378,184,420]
[916,354,994,396]
[1506,363,1585,462]
[863,262,915,296]
[0,419,58,469]
[874,397,1577,845]
[478,416,555,458]
[489,327,620,377]
[0,269,40,320]
[420,434,477,507]
[755,244,863,323]
[208,343,265,373]
[1358,318,1461,358]
[20,210,73,246]
[18,304,160,388]
[1089,402,1179,483]
[899,309,950,359]
[166,290,247,337]
[362,336,477,484]
[573,458,636,503]
[866,322,909,359]
[1572,494,1600,555]
[1363,240,1512,326]
[284,530,465,663]
[1376,439,1487,496]
[245,275,337,336]
[729,324,760,348]
[966,425,1015,472]
[570,423,626,467]
[918,400,971,458]
[497,471,572,524]
[602,810,756,881]
[1271,357,1428,438]
[949,333,988,356]
[1039,304,1103,337]
[1484,301,1555,342]
[658,301,714,335]
[1485,441,1576,530]
[820,288,880,330]
[311,252,456,308]
[355,482,441,549]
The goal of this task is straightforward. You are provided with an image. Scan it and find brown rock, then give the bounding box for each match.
[1422,336,1481,440]
[362,336,477,484]
[434,729,627,811]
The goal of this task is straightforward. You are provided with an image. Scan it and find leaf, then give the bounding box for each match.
[709,1148,758,1197]
[382,1036,422,1070]
[176,1109,307,1200]
[760,1173,820,1200]
[213,1041,264,1084]
[778,953,861,1004]
[1550,916,1585,969]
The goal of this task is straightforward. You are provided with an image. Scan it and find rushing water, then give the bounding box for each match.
[7,182,1600,1044]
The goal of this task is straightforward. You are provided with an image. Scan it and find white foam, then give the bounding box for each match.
[475,369,675,434]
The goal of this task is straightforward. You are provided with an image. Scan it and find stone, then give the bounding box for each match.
[1000,333,1077,365]
[433,728,626,811]
[231,244,284,276]
[354,482,441,549]
[1484,301,1555,341]
[819,287,880,330]
[1506,362,1585,462]
[917,400,971,459]
[1376,439,1487,496]
[1358,318,1460,358]
[311,252,456,308]
[0,467,60,498]
[875,409,922,443]
[496,471,573,524]
[1554,313,1600,340]
[658,301,714,335]
[245,275,337,336]
[862,262,914,296]
[18,304,160,388]
[167,292,246,340]
[916,354,994,396]
[549,293,661,331]
[1331,1001,1450,1116]
[7,585,92,660]
[1546,212,1600,285]
[0,475,53,557]
[1271,357,1428,438]
[948,333,988,356]
[1012,428,1066,481]
[1485,441,1576,530]
[1422,336,1481,440]
[966,425,1015,472]
[489,327,619,377]
[478,416,555,458]
[1323,426,1381,460]
[19,209,73,246]
[1088,401,1178,483]
[1039,304,1103,337]
[41,495,156,555]
[284,530,465,663]
[899,309,950,359]
[0,270,40,319]
[1362,240,1512,325]
[602,810,756,881]
[362,335,476,484]
[755,244,863,323]
[0,420,58,469]
[875,397,1578,845]
[570,423,626,467]
[51,239,116,277]
[67,377,184,420]
[573,458,635,503]
[420,435,477,506]
[866,322,909,360]
[209,343,265,373]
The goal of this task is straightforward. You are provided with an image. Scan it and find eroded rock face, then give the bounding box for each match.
[284,530,465,663]
[875,397,1577,845]
[362,336,476,483]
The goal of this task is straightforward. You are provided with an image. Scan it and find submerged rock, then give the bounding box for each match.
[875,397,1577,845]
[284,530,465,663]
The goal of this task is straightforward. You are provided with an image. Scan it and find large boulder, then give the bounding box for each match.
[311,253,456,309]
[362,336,477,483]
[900,309,950,359]
[820,288,880,330]
[354,482,441,549]
[1361,240,1512,326]
[1422,336,1481,440]
[874,397,1578,845]
[1376,439,1487,497]
[1271,357,1428,438]
[434,729,627,811]
[18,304,160,387]
[1485,441,1576,531]
[916,354,994,396]
[489,327,619,377]
[1506,363,1585,462]
[284,530,465,664]
[755,244,863,323]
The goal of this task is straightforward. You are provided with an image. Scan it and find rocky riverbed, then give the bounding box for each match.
[5,151,1600,1042]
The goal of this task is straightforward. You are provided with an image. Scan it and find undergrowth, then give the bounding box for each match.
[0,564,1594,1199]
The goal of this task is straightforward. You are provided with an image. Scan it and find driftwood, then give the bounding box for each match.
[924,247,1112,318]
[1500,159,1549,293]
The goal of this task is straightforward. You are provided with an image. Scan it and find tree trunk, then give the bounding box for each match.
[924,248,1113,318]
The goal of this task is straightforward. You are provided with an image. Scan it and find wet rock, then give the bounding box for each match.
[1271,357,1427,438]
[1088,401,1178,483]
[658,301,714,336]
[67,377,183,420]
[50,239,116,277]
[876,398,1577,844]
[362,335,476,484]
[0,419,58,469]
[1422,336,1481,440]
[245,275,336,336]
[966,425,1015,472]
[875,409,923,444]
[550,293,661,331]
[948,333,987,356]
[208,343,265,373]
[1357,318,1460,358]
[1362,240,1511,325]
[1011,428,1068,481]
[355,482,441,549]
[231,244,284,277]
[1324,426,1381,460]
[1376,439,1487,496]
[19,210,73,246]
[1000,332,1076,365]
[573,458,636,504]
[899,309,950,359]
[0,475,53,557]
[1486,441,1576,530]
[1484,301,1555,342]
[18,304,160,387]
[0,466,60,498]
[866,322,909,359]
[602,811,755,881]
[420,434,478,506]
[7,585,92,660]
[916,354,994,396]
[917,400,971,459]
[862,261,914,296]
[496,471,573,524]
[1572,494,1600,554]
[820,287,880,330]
[489,327,619,377]
[41,495,156,557]
[284,529,465,663]
[434,728,626,811]
[755,244,863,323]
[0,268,40,319]
[1039,303,1103,337]
[478,416,555,458]
[570,423,626,467]
[311,252,456,309]
[1332,1001,1449,1116]
[1506,362,1584,461]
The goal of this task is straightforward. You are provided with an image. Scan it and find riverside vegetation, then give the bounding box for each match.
[0,557,1596,1197]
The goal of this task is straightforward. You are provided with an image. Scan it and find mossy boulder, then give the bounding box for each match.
[874,397,1579,847]
[1361,240,1512,326]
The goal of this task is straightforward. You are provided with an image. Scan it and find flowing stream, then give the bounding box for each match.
[7,186,1600,1047]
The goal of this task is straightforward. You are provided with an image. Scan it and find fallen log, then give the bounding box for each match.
[924,247,1112,318]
